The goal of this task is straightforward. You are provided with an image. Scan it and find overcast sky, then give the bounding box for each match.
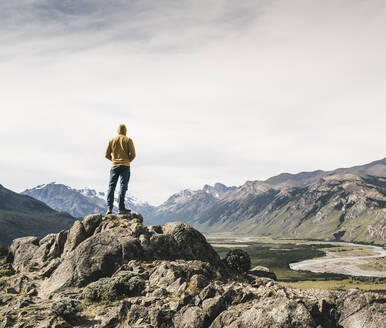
[1,0,385,205]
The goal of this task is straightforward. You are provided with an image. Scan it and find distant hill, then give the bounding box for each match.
[0,184,75,247]
[21,182,155,219]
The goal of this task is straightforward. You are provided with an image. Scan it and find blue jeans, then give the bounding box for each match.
[106,165,131,210]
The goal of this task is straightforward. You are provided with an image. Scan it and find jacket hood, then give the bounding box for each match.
[117,124,127,135]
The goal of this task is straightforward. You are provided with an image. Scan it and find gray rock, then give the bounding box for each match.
[149,309,174,328]
[199,284,216,301]
[31,238,55,267]
[82,214,103,236]
[173,306,205,328]
[7,237,39,272]
[5,275,28,294]
[338,290,385,328]
[149,265,178,287]
[126,304,149,326]
[42,228,143,293]
[96,301,129,328]
[161,222,221,267]
[130,212,144,224]
[40,258,62,278]
[62,220,87,255]
[189,274,209,291]
[166,277,185,294]
[39,234,56,246]
[12,216,222,297]
[47,230,68,260]
[151,287,168,298]
[202,296,226,326]
[248,266,277,281]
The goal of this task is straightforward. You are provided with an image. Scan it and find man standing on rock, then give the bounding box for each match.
[105,124,136,215]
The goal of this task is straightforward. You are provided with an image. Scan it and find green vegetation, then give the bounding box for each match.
[0,268,14,278]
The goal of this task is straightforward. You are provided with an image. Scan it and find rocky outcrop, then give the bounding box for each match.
[8,212,222,295]
[0,212,385,328]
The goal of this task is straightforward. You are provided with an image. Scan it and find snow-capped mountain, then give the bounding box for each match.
[146,183,237,225]
[21,182,154,219]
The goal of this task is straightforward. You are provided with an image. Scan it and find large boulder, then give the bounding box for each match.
[82,214,103,236]
[7,236,39,272]
[41,227,143,293]
[38,216,222,294]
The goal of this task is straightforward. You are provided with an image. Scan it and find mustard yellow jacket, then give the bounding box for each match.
[105,124,136,167]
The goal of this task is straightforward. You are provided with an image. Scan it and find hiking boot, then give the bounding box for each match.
[105,208,113,215]
[118,208,131,215]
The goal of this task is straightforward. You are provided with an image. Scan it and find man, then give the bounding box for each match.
[105,124,136,215]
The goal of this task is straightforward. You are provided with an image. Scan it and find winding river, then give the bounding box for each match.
[289,242,386,278]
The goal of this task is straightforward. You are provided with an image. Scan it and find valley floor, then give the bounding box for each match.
[207,233,386,292]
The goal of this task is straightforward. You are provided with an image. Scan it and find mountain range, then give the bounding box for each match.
[6,157,386,245]
[21,182,155,218]
[189,158,386,244]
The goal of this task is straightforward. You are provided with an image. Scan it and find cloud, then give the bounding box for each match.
[0,0,385,204]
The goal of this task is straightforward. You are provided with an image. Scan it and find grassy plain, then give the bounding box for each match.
[208,236,386,293]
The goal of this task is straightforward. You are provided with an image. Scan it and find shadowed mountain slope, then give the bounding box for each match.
[0,184,75,247]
